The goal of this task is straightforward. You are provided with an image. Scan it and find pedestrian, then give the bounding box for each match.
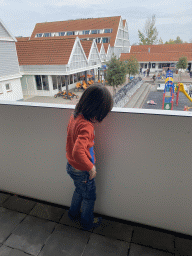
[147,68,150,77]
[143,70,146,77]
[140,67,142,75]
[66,84,113,231]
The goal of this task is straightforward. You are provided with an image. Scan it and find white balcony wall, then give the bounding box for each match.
[0,102,192,235]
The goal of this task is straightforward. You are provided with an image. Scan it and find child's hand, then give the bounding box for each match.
[89,165,96,180]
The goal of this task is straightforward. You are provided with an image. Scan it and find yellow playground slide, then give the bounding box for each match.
[179,83,192,102]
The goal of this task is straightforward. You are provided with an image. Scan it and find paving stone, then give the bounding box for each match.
[38,224,91,256]
[132,226,174,253]
[0,207,26,243]
[0,245,31,256]
[93,218,133,242]
[129,244,174,256]
[4,215,56,256]
[83,233,129,256]
[59,210,82,229]
[175,236,192,256]
[29,202,65,222]
[0,193,12,206]
[3,195,36,214]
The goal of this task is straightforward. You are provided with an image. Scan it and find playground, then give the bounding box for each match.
[142,70,192,111]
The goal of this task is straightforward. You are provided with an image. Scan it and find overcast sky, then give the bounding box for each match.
[0,0,192,45]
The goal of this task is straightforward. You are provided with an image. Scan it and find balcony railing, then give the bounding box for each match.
[0,100,192,236]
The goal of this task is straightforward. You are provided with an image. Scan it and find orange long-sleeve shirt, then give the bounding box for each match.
[66,113,95,171]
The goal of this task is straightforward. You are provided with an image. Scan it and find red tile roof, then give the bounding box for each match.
[103,43,109,53]
[81,41,93,58]
[30,16,121,47]
[16,37,30,41]
[120,43,192,62]
[97,43,102,52]
[16,37,76,65]
[131,43,192,54]
[120,51,192,62]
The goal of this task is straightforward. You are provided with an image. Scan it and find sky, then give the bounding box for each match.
[0,0,192,45]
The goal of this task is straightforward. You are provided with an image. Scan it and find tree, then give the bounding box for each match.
[165,36,183,44]
[176,56,188,81]
[138,15,158,45]
[158,37,163,44]
[106,55,127,96]
[126,55,139,78]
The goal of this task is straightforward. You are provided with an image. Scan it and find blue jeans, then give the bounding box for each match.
[66,162,96,230]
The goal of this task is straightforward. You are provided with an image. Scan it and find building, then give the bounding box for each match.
[120,43,192,73]
[15,16,130,97]
[16,36,101,97]
[30,16,130,57]
[0,19,23,101]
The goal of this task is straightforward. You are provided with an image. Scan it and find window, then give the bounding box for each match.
[104,29,113,33]
[5,84,10,90]
[83,30,90,35]
[44,33,51,37]
[59,32,65,36]
[66,31,74,36]
[35,75,49,91]
[52,76,65,90]
[145,63,147,68]
[152,63,156,68]
[102,37,110,43]
[95,38,101,43]
[158,63,162,68]
[140,63,144,68]
[91,30,97,34]
[36,33,43,38]
[0,84,3,94]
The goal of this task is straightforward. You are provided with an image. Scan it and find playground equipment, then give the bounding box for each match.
[162,70,174,110]
[162,70,192,110]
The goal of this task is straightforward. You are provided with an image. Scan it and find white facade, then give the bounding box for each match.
[19,37,102,96]
[113,17,130,57]
[0,19,23,101]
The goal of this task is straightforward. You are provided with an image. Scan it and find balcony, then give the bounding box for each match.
[0,100,192,255]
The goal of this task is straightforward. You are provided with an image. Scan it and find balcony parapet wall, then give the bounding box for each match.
[0,101,192,235]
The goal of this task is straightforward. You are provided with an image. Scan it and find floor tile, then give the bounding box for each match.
[59,210,82,229]
[29,202,66,222]
[4,215,56,256]
[129,244,174,256]
[93,218,133,242]
[175,236,192,256]
[0,245,31,256]
[3,195,36,214]
[0,193,11,206]
[82,233,129,256]
[132,226,174,253]
[0,207,26,243]
[38,224,91,256]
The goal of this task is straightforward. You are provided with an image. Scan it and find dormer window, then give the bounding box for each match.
[83,30,90,35]
[36,33,43,38]
[59,32,65,36]
[104,29,113,33]
[66,31,74,36]
[44,33,51,37]
[91,30,98,34]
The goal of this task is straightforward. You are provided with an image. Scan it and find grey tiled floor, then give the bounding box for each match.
[0,191,192,256]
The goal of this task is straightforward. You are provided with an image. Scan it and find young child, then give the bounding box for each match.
[66,84,113,230]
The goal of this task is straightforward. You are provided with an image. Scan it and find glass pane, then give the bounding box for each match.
[61,76,65,87]
[91,30,97,34]
[42,75,49,91]
[52,76,57,90]
[35,75,42,90]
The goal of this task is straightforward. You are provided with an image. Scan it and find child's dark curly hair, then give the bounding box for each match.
[74,84,113,123]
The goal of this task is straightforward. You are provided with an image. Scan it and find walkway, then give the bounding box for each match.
[0,191,191,256]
